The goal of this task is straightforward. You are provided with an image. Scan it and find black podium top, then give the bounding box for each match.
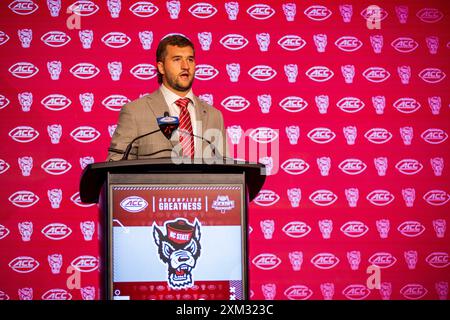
[80,158,266,203]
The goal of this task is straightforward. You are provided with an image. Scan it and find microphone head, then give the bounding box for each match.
[157,115,179,140]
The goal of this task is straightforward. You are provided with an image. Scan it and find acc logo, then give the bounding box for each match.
[395,159,423,175]
[279,96,308,113]
[195,64,219,80]
[8,191,39,208]
[249,127,278,143]
[254,190,280,207]
[364,128,392,144]
[339,159,367,175]
[423,190,450,206]
[361,6,388,21]
[391,37,418,53]
[366,190,395,206]
[41,158,72,175]
[41,31,71,47]
[307,128,336,144]
[306,66,334,82]
[42,289,72,300]
[416,8,443,23]
[130,63,157,80]
[363,67,390,82]
[9,126,39,143]
[252,253,281,270]
[120,196,148,213]
[0,224,10,240]
[304,5,332,21]
[41,223,72,240]
[400,284,428,300]
[70,126,101,143]
[68,1,99,16]
[102,94,130,111]
[129,1,159,17]
[0,31,10,46]
[311,253,340,269]
[282,221,311,238]
[189,2,218,18]
[309,190,338,206]
[70,192,95,208]
[0,95,10,110]
[281,158,309,175]
[221,96,250,112]
[393,98,421,114]
[247,4,275,20]
[419,68,446,83]
[101,32,131,48]
[0,291,9,300]
[0,159,11,174]
[342,285,370,300]
[284,285,313,300]
[70,63,100,79]
[337,97,365,113]
[71,255,99,272]
[220,34,248,50]
[369,252,397,268]
[9,62,39,78]
[248,65,277,81]
[8,0,38,15]
[335,36,363,52]
[397,221,426,237]
[9,256,39,273]
[41,94,72,111]
[340,221,369,238]
[421,128,448,144]
[425,252,449,268]
[278,35,306,51]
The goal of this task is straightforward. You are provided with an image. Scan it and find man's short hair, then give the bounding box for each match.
[156,34,195,84]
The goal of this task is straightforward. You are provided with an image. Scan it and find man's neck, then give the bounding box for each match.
[161,83,190,97]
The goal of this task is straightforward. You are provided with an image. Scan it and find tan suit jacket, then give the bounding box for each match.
[107,89,226,161]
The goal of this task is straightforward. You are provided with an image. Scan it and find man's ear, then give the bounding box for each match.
[157,61,165,75]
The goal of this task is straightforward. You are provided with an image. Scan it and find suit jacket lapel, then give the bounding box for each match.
[193,95,208,137]
[145,88,170,119]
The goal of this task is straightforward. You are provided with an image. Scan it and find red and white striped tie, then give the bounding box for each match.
[175,98,194,158]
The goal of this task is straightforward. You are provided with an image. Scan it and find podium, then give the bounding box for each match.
[80,158,265,300]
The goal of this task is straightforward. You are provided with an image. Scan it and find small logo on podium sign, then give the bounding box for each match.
[212,195,235,213]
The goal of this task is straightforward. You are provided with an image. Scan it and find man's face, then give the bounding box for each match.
[158,45,195,95]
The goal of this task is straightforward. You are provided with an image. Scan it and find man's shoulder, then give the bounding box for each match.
[195,95,223,116]
[123,90,159,110]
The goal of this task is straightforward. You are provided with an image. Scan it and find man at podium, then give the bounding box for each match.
[107,34,226,161]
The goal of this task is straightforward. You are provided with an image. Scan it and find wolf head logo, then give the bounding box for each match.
[153,218,201,289]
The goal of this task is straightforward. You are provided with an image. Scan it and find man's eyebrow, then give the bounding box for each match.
[170,55,195,59]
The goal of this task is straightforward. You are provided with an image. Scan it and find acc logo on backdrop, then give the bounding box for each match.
[220,34,248,50]
[248,65,277,81]
[282,222,311,238]
[364,128,393,144]
[335,36,363,52]
[0,224,11,240]
[8,191,39,208]
[391,37,419,53]
[102,94,130,111]
[9,126,39,143]
[101,32,131,48]
[0,95,10,110]
[120,196,148,213]
[311,253,340,269]
[400,284,428,300]
[249,127,278,143]
[306,66,334,82]
[252,253,281,270]
[363,67,390,82]
[425,252,449,268]
[41,158,72,175]
[340,221,369,238]
[9,256,39,273]
[281,159,309,175]
[221,96,250,112]
[8,0,39,15]
[419,68,446,83]
[254,190,280,207]
[247,4,275,20]
[278,35,307,51]
[309,190,338,206]
[360,6,388,21]
[42,289,72,301]
[41,223,72,240]
[368,252,397,268]
[366,190,395,206]
[9,62,39,78]
[339,159,367,175]
[421,129,448,144]
[393,98,421,113]
[397,221,426,237]
[342,285,370,300]
[284,285,313,300]
[304,5,332,21]
[395,159,423,175]
[70,126,100,143]
[70,192,96,208]
[71,255,99,272]
[337,97,365,113]
[416,8,443,23]
[195,64,219,80]
[307,128,336,144]
[41,94,72,111]
[41,31,71,47]
[0,31,10,46]
[70,63,100,79]
[189,2,217,18]
[0,159,10,174]
[279,96,308,113]
[129,1,159,17]
[130,63,157,80]
[423,190,450,206]
[68,1,99,16]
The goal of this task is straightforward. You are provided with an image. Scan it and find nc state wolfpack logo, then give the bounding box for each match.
[335,36,363,52]
[304,5,332,21]
[247,4,275,20]
[153,218,202,289]
[221,96,250,112]
[278,35,307,51]
[397,221,426,237]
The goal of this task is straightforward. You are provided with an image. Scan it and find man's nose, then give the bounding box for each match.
[180,59,189,69]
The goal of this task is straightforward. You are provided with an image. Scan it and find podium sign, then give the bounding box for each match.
[108,173,248,300]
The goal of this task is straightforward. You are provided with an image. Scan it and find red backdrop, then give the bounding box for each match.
[0,0,449,300]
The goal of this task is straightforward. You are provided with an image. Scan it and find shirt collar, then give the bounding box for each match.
[160,84,195,107]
